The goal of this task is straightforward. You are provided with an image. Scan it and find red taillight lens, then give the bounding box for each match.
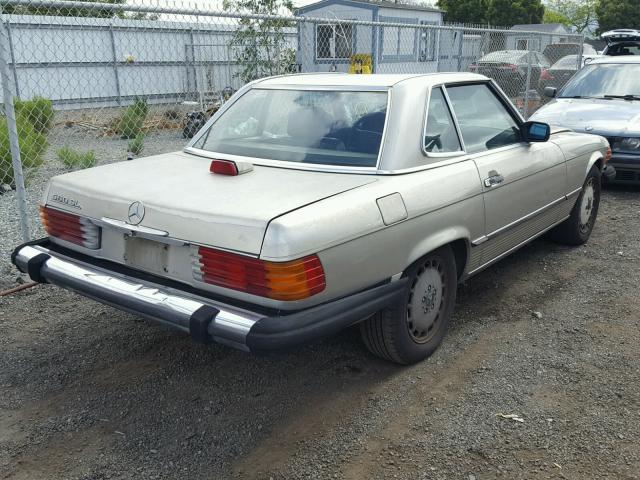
[39,205,100,249]
[193,246,326,301]
[540,68,553,80]
[210,159,238,176]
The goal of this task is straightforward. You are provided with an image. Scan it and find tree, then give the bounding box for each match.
[1,0,125,17]
[543,9,571,27]
[437,0,489,24]
[597,0,640,34]
[487,0,545,27]
[546,0,598,34]
[223,0,296,83]
[438,0,544,27]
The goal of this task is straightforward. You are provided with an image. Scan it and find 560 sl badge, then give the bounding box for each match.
[51,193,82,210]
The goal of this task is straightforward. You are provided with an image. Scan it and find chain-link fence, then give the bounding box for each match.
[0,0,584,283]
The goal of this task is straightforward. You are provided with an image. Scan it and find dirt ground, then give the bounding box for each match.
[1,186,639,480]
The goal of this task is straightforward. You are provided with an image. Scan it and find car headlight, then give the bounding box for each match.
[612,137,640,153]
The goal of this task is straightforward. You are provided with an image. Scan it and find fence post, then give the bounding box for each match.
[0,10,31,242]
[522,36,533,119]
[108,23,122,106]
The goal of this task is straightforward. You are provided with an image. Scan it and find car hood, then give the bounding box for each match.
[44,151,376,255]
[531,98,640,136]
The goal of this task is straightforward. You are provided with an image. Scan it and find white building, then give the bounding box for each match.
[295,0,445,73]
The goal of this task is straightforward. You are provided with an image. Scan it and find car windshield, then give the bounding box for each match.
[193,88,388,168]
[560,63,640,98]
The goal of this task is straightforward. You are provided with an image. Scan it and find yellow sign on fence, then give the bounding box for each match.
[349,54,372,74]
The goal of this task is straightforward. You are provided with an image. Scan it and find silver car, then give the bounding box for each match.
[12,73,609,364]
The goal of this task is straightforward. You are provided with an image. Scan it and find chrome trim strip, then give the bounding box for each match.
[471,235,488,246]
[420,84,466,158]
[486,196,567,240]
[566,186,583,198]
[183,147,380,175]
[99,217,169,236]
[255,84,390,92]
[14,245,261,351]
[467,215,570,276]
[442,85,467,152]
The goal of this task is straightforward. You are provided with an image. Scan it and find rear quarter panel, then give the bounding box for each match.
[261,160,484,309]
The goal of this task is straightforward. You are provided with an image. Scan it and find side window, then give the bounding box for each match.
[446,84,521,154]
[424,87,462,154]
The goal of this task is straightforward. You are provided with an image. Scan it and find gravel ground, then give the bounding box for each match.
[1,186,639,480]
[0,123,187,289]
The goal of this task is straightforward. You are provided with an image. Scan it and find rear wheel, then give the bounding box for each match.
[360,246,457,365]
[549,165,601,245]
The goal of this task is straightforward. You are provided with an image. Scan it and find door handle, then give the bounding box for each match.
[484,171,504,188]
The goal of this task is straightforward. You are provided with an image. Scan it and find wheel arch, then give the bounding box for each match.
[587,151,604,176]
[404,227,471,282]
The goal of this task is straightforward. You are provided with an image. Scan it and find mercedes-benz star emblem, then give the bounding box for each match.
[127,201,145,225]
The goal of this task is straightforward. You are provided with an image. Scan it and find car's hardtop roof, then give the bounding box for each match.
[254,72,487,88]
[589,56,640,65]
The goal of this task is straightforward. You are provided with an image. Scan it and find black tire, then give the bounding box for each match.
[359,245,457,365]
[549,165,601,245]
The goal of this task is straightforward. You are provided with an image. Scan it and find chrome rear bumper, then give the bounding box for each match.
[13,243,261,351]
[12,240,406,353]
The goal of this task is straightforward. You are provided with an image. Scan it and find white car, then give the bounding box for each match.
[13,73,610,364]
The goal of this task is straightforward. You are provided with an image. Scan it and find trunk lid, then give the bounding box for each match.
[45,152,376,255]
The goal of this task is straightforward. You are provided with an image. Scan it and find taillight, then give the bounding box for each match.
[209,159,253,176]
[39,205,100,249]
[192,246,326,301]
[540,68,553,80]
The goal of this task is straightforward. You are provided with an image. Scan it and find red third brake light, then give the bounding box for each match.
[209,159,254,176]
[193,246,326,301]
[210,159,238,176]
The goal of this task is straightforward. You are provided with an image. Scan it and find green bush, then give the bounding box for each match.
[0,115,47,186]
[117,97,148,139]
[14,96,54,134]
[57,145,96,169]
[128,132,145,155]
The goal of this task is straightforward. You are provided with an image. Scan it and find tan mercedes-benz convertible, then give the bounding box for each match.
[12,73,610,364]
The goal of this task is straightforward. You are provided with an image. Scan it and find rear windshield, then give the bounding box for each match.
[193,88,388,168]
[479,51,525,63]
[606,42,640,56]
[552,55,579,69]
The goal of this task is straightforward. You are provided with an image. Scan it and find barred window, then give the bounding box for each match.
[316,24,353,60]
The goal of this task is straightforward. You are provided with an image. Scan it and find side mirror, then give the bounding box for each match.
[522,121,550,143]
[543,86,557,98]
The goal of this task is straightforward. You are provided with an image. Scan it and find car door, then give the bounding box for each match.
[445,82,568,268]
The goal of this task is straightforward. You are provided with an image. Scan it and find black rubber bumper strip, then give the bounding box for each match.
[12,238,53,284]
[245,278,408,353]
[189,305,219,344]
[26,253,51,284]
[11,237,50,267]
